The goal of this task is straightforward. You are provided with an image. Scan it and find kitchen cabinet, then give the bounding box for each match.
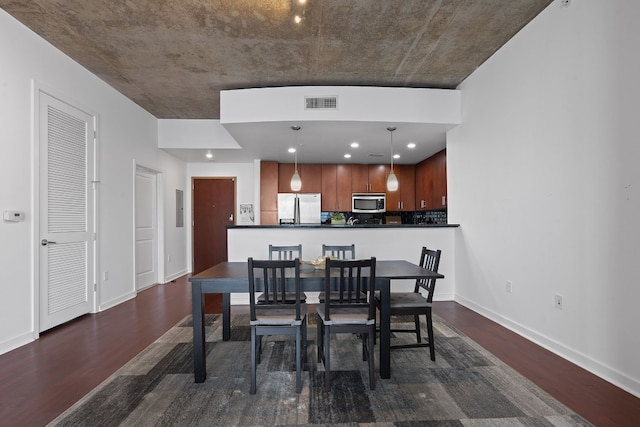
[278,163,322,193]
[260,161,279,224]
[415,149,447,210]
[386,164,416,211]
[321,164,352,211]
[351,164,388,193]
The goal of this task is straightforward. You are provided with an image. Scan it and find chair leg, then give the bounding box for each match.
[426,313,435,361]
[414,314,422,343]
[316,315,323,363]
[296,325,302,393]
[324,325,331,389]
[250,326,257,394]
[302,317,308,364]
[368,324,376,390]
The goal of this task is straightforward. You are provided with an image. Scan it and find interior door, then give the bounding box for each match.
[39,91,95,332]
[192,178,235,313]
[135,168,158,290]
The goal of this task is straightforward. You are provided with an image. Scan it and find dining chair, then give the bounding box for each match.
[375,247,441,360]
[248,257,307,394]
[319,244,356,303]
[269,244,302,260]
[321,244,355,260]
[317,257,376,390]
[258,244,306,304]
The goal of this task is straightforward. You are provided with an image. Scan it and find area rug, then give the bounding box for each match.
[49,313,592,426]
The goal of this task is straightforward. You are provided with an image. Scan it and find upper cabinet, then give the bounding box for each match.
[260,161,279,224]
[415,149,447,210]
[321,164,352,211]
[386,164,416,211]
[278,163,322,193]
[351,164,388,193]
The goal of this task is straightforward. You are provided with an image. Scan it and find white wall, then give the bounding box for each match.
[0,10,187,353]
[448,0,640,397]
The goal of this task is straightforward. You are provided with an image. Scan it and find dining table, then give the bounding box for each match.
[189,259,444,383]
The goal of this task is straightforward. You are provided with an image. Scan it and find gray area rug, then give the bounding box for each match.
[49,313,592,426]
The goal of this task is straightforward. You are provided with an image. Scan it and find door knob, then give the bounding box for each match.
[41,239,57,246]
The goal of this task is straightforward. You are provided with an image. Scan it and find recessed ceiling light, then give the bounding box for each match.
[205,150,213,159]
[393,154,400,159]
[344,153,351,159]
[288,147,296,153]
[407,142,416,149]
[350,142,359,148]
[294,14,302,24]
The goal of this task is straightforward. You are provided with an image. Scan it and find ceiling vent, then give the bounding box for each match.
[305,96,337,110]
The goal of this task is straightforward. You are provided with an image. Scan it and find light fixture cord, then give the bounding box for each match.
[390,129,394,172]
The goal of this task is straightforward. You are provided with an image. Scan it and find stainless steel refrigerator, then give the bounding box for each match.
[277,193,321,224]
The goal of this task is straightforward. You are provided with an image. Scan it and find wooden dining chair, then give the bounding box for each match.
[319,244,356,302]
[321,244,355,260]
[257,244,306,304]
[317,257,376,390]
[248,257,307,394]
[268,244,302,260]
[375,247,441,360]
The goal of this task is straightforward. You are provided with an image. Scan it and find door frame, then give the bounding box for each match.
[132,162,165,290]
[31,81,99,338]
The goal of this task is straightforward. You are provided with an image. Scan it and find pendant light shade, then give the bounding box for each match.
[290,125,302,191]
[386,126,398,192]
[386,170,398,192]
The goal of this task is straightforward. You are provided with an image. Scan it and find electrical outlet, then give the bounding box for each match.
[103,271,109,281]
[554,294,563,309]
[506,280,513,293]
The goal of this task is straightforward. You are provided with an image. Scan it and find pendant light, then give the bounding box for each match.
[290,125,302,191]
[386,126,399,192]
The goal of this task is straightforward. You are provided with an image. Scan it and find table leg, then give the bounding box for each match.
[223,293,231,341]
[192,283,206,383]
[379,278,391,379]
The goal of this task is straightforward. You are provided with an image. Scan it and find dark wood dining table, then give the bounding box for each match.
[189,260,444,383]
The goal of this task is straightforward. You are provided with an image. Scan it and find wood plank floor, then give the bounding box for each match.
[1,275,638,426]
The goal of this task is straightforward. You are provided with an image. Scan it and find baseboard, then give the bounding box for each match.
[0,331,35,356]
[455,295,640,399]
[99,291,136,312]
[163,269,188,284]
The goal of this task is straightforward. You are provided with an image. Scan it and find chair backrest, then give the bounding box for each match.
[323,257,376,322]
[248,258,303,321]
[322,244,355,260]
[268,244,302,260]
[414,247,442,302]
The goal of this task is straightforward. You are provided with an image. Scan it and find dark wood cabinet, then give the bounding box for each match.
[351,164,388,193]
[278,163,322,193]
[260,161,279,224]
[386,164,416,211]
[321,164,352,211]
[415,149,447,210]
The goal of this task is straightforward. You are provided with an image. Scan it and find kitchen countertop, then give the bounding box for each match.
[228,223,459,229]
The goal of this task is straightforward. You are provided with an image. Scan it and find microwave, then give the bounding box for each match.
[352,193,386,213]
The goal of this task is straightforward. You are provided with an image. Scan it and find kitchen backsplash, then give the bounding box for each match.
[321,210,448,225]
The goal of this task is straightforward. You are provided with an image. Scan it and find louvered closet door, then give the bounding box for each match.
[39,92,95,332]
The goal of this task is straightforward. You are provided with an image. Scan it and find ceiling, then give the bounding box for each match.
[1,0,553,163]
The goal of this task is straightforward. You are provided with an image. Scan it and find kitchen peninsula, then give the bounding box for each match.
[227,223,458,305]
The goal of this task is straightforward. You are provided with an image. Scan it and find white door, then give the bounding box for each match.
[135,168,158,290]
[39,92,95,332]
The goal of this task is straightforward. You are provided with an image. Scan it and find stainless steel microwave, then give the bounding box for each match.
[352,193,386,213]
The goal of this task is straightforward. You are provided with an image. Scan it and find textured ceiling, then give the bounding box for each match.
[1,0,553,163]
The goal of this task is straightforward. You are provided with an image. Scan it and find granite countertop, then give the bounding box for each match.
[228,223,459,229]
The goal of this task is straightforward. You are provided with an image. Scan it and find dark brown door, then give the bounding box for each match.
[193,177,235,313]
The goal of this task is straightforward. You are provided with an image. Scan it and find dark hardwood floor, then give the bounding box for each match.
[1,275,638,426]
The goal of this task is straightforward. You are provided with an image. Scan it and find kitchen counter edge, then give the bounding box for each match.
[228,224,459,229]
